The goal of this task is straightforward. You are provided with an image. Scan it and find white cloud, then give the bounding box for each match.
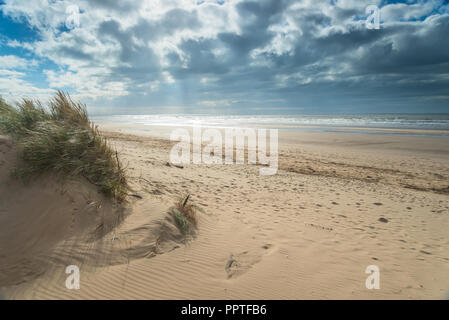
[381,1,438,23]
[0,74,53,104]
[0,55,37,69]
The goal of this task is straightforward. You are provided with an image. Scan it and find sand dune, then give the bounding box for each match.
[0,135,188,297]
[1,130,449,299]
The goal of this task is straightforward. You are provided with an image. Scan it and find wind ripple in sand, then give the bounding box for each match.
[48,198,191,269]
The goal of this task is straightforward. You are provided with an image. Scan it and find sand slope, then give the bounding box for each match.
[0,136,189,299]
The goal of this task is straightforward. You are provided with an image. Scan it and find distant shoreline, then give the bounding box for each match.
[91,114,449,138]
[95,121,449,140]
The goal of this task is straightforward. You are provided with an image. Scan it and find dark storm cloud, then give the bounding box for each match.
[159,0,449,113]
[129,8,202,42]
[354,16,449,74]
[167,0,291,77]
[97,19,161,82]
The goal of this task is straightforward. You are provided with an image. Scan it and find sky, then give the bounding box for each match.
[0,0,448,115]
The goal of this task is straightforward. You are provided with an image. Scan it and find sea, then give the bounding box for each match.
[91,114,449,137]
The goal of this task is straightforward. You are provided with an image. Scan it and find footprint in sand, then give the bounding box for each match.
[225,244,274,279]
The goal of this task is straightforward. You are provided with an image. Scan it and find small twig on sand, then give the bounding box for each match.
[116,151,121,171]
[183,194,190,208]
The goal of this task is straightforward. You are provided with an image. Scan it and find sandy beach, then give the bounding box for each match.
[2,0,449,307]
[1,124,448,300]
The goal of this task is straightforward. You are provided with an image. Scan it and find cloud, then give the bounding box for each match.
[0,0,448,113]
[0,55,36,69]
[0,71,53,103]
[381,0,440,22]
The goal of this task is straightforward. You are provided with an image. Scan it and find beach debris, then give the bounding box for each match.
[378,217,389,223]
[306,223,333,231]
[373,202,383,206]
[182,194,190,207]
[225,254,235,271]
[262,244,272,250]
[129,193,143,199]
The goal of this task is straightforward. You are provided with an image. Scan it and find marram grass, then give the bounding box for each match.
[0,91,128,202]
[171,195,198,236]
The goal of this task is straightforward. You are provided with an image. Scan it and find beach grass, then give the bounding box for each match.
[172,195,198,235]
[0,92,128,201]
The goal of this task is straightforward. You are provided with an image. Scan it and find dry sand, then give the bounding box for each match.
[1,127,449,300]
